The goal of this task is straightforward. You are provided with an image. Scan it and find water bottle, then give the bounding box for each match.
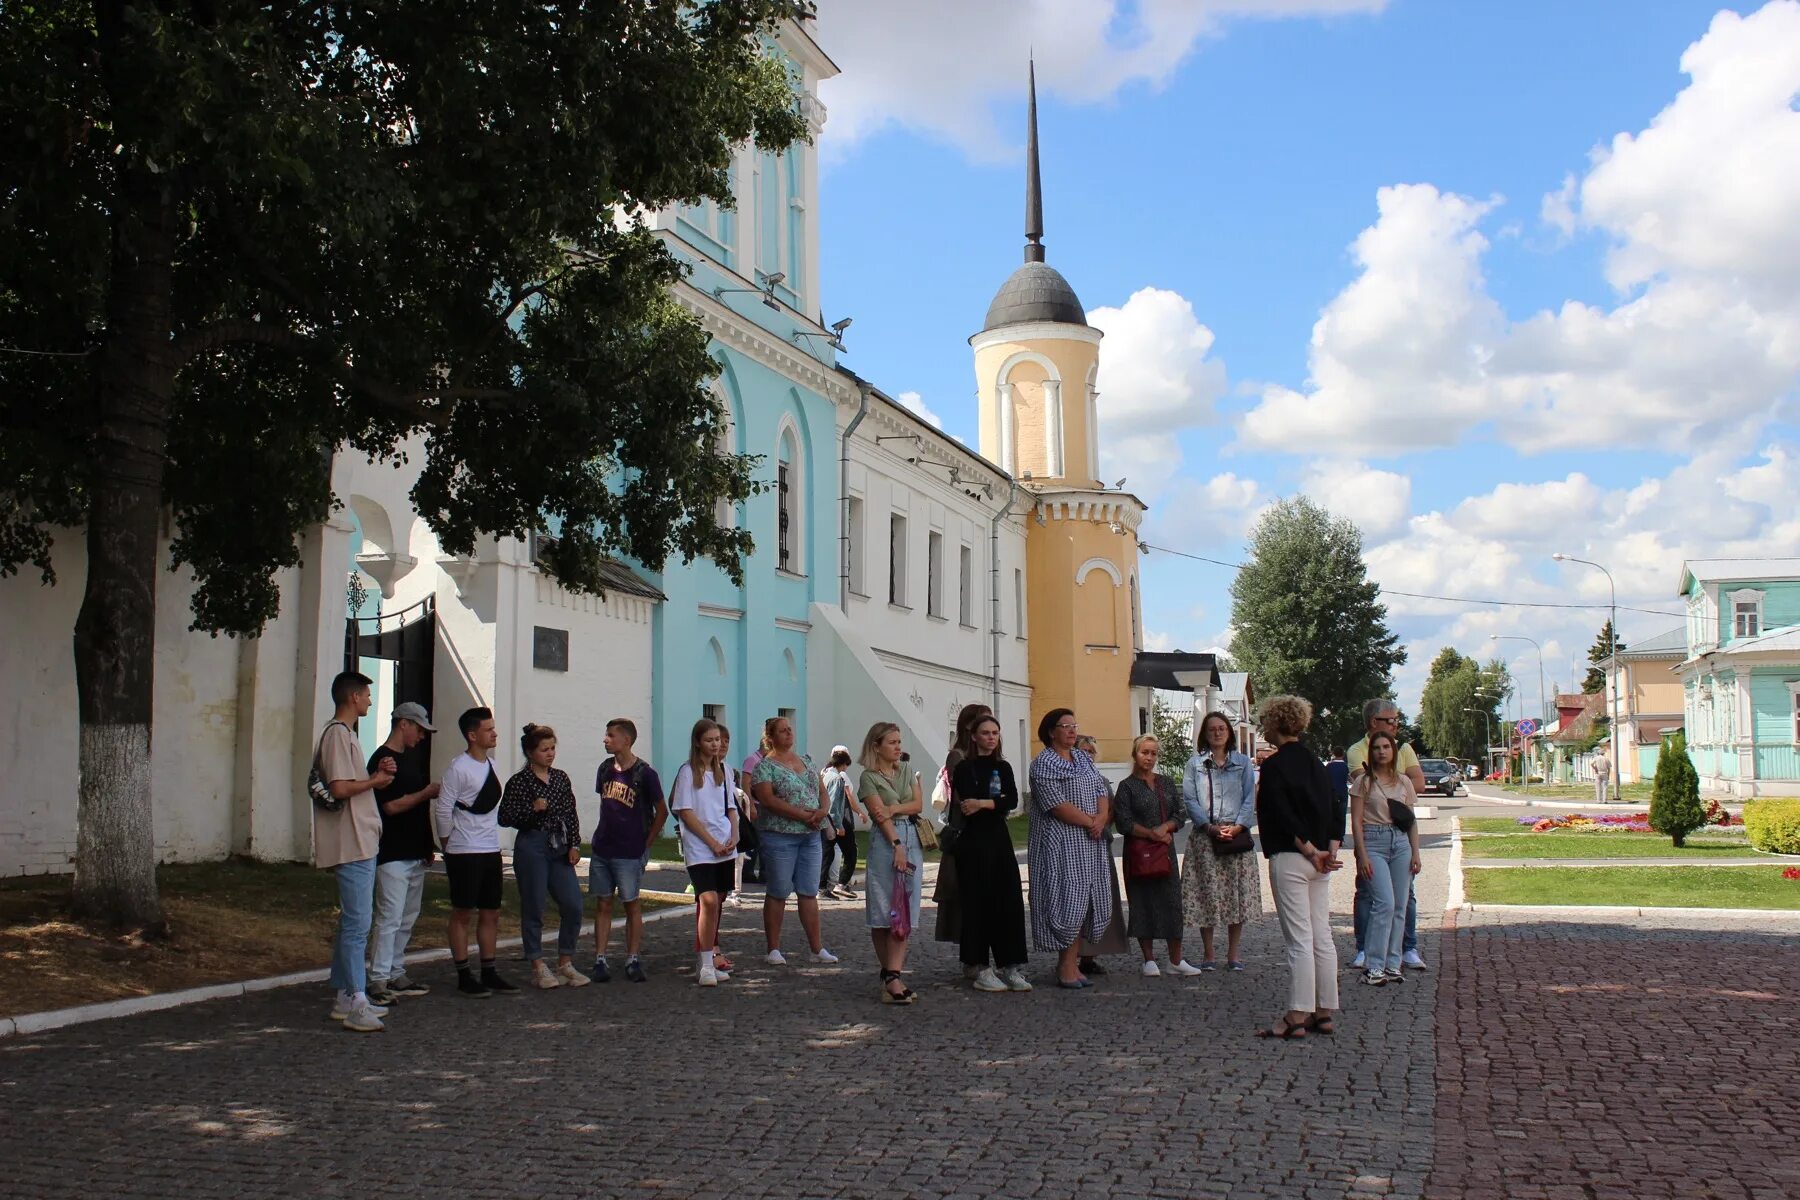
[988,770,1002,800]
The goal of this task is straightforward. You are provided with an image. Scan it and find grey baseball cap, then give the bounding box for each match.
[391,701,437,732]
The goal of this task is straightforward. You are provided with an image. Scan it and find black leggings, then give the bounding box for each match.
[820,821,857,887]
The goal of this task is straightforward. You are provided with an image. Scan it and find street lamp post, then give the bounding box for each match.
[1553,553,1622,801]
[1463,706,1494,777]
[1493,634,1548,790]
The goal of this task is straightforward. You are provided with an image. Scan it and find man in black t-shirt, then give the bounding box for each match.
[367,702,441,1006]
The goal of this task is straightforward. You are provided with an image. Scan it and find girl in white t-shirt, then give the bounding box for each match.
[671,718,739,986]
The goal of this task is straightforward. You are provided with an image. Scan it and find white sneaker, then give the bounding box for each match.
[1403,950,1428,970]
[973,967,1008,992]
[341,995,386,1032]
[1140,960,1161,978]
[532,961,561,990]
[765,949,787,966]
[1168,959,1205,977]
[555,963,591,988]
[1002,967,1033,992]
[330,990,388,1021]
[1351,951,1367,970]
[807,948,839,964]
[698,965,720,987]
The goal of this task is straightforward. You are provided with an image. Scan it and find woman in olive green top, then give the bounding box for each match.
[858,721,924,1004]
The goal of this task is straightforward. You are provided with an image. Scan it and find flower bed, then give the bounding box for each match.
[1513,807,1743,834]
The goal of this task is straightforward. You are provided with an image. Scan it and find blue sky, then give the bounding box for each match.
[809,0,1800,710]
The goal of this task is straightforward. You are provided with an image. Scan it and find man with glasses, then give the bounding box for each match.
[1347,700,1428,972]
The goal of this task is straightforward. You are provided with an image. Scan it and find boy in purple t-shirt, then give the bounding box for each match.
[589,718,667,982]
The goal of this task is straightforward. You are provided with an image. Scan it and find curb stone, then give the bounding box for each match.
[1458,901,1800,921]
[1,906,693,1040]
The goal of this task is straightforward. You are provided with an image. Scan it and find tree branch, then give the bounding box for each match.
[172,320,451,426]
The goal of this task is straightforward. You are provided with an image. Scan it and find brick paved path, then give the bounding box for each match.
[1427,907,1800,1200]
[1,854,1441,1200]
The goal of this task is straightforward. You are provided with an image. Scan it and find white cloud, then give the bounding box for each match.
[894,390,943,429]
[1300,460,1412,538]
[1143,470,1266,548]
[1143,628,1176,652]
[1087,286,1229,501]
[812,0,1387,161]
[1239,1,1800,459]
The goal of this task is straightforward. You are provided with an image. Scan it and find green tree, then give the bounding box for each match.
[1649,731,1705,847]
[1582,621,1625,693]
[1227,495,1405,750]
[1419,648,1511,760]
[1,0,812,928]
[1151,695,1193,787]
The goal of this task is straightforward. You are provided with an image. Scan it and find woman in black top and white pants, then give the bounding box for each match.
[1254,696,1343,1039]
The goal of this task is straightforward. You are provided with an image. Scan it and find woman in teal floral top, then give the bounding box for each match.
[750,716,839,968]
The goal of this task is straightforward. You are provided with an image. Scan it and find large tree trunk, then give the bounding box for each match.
[70,159,177,932]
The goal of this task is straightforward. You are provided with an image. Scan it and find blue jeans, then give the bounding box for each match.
[1359,825,1413,974]
[759,829,822,901]
[370,858,428,984]
[329,856,376,995]
[1354,861,1418,954]
[513,829,585,960]
[589,856,645,903]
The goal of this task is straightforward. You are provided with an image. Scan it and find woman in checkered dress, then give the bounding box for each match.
[1027,708,1114,989]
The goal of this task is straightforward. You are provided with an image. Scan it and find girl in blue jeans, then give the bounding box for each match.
[1351,732,1421,986]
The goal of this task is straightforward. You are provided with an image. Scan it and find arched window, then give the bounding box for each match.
[776,423,802,575]
[711,386,737,530]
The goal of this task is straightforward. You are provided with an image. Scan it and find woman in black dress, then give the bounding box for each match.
[949,713,1030,992]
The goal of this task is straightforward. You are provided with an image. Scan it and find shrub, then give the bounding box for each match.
[1648,732,1706,847]
[1745,798,1800,856]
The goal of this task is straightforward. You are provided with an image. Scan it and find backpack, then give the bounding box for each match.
[307,722,351,813]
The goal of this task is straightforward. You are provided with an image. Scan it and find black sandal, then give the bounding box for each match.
[1306,1014,1336,1036]
[1255,1017,1308,1040]
[880,969,915,1006]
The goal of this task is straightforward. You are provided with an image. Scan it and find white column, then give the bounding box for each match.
[1043,379,1064,478]
[996,383,1015,474]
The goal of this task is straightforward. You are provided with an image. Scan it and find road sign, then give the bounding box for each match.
[1515,718,1540,737]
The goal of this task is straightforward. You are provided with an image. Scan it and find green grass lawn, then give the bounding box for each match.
[1461,831,1760,860]
[1464,865,1800,909]
[1485,780,1654,802]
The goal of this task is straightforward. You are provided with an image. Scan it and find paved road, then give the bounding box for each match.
[6,796,1795,1199]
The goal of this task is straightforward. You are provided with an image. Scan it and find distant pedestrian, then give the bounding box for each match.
[434,707,519,997]
[1115,736,1197,977]
[1348,700,1428,972]
[935,703,993,965]
[670,719,738,987]
[859,721,925,1004]
[1181,712,1264,971]
[498,723,587,990]
[1592,753,1613,805]
[589,718,667,983]
[950,714,1030,992]
[1254,696,1341,1040]
[819,746,862,899]
[1028,709,1114,988]
[366,701,441,1008]
[1350,731,1421,988]
[313,671,393,1032]
[751,716,839,966]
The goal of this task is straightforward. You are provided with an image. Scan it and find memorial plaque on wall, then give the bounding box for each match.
[533,626,570,672]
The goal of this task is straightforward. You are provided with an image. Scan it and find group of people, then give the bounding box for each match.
[312,670,1427,1036]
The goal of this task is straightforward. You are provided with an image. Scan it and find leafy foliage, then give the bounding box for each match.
[1226,495,1405,749]
[1418,647,1510,760]
[1649,731,1706,847]
[1744,798,1800,856]
[1150,695,1193,787]
[0,0,814,631]
[1583,621,1624,694]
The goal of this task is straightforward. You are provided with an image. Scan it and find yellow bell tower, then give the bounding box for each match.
[972,62,1146,764]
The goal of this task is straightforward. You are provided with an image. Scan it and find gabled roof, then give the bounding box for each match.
[1217,672,1251,704]
[1679,558,1800,592]
[1620,627,1686,657]
[596,558,666,602]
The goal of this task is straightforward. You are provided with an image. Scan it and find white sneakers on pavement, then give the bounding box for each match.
[698,964,720,987]
[973,967,1009,992]
[555,962,591,988]
[1001,967,1033,992]
[1140,960,1161,978]
[532,961,561,989]
[764,949,787,966]
[1403,950,1429,970]
[331,990,386,1032]
[808,948,839,964]
[1168,959,1206,977]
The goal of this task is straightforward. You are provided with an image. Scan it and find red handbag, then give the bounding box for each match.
[1124,778,1173,881]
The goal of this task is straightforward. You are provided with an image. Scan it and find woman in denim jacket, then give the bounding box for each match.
[1180,712,1264,970]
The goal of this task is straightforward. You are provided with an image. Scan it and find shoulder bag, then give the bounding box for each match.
[1207,759,1256,857]
[307,722,350,813]
[1124,778,1174,881]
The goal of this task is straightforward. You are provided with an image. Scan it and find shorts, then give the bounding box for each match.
[758,830,821,901]
[589,856,645,902]
[686,860,735,897]
[444,850,504,911]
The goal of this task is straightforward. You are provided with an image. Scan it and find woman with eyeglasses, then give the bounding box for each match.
[1027,709,1114,989]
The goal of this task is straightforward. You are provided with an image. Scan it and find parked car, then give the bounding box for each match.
[1419,758,1462,796]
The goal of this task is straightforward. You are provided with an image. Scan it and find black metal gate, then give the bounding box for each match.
[345,595,437,772]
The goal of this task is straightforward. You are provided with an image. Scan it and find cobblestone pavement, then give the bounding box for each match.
[1427,906,1800,1200]
[1,850,1442,1200]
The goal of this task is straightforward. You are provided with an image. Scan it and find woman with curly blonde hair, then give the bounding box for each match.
[1252,695,1343,1040]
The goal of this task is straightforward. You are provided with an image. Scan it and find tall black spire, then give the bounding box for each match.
[1025,58,1044,264]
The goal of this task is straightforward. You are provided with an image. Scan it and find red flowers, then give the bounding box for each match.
[1782,867,1800,882]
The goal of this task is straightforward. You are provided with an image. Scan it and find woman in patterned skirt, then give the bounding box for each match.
[1113,735,1201,978]
[1027,708,1114,989]
[1180,711,1264,970]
